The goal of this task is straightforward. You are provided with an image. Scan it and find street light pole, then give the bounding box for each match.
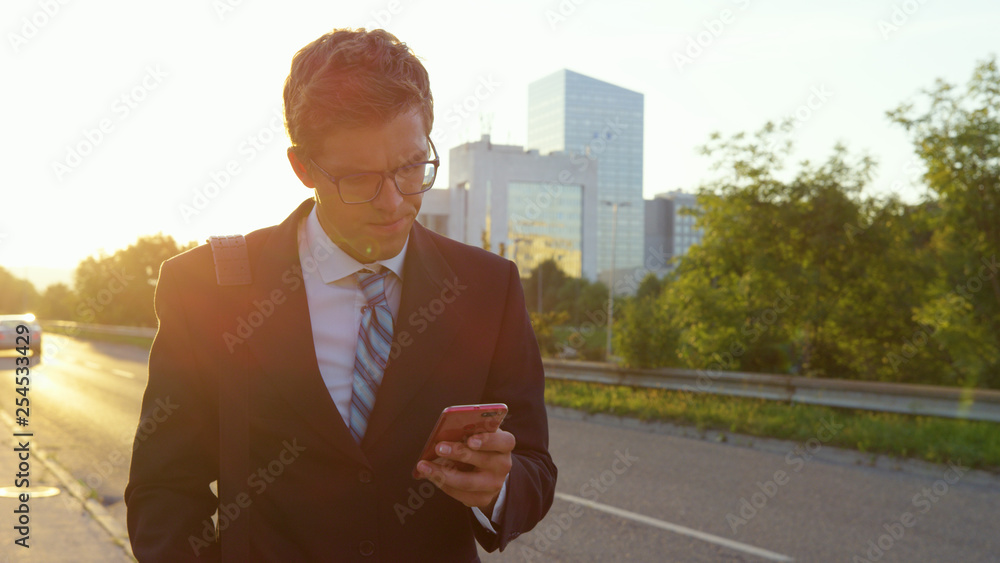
[511,236,533,308]
[538,259,543,315]
[602,200,630,362]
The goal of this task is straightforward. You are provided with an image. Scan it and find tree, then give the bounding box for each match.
[888,55,1000,388]
[37,283,77,320]
[617,123,939,383]
[614,59,1000,389]
[615,276,677,368]
[0,267,40,314]
[521,259,569,314]
[635,272,664,302]
[73,234,196,326]
[529,310,570,357]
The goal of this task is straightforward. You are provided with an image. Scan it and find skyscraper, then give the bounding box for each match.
[527,69,644,281]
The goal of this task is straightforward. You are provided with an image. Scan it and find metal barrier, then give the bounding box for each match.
[543,359,1000,423]
[42,321,1000,422]
[43,320,156,339]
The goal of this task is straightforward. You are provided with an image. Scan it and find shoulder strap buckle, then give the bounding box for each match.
[208,235,252,286]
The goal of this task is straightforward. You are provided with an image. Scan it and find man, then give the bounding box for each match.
[125,28,556,561]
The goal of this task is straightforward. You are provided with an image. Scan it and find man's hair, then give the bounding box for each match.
[283,28,433,156]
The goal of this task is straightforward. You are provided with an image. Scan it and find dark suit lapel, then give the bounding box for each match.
[363,222,462,447]
[245,199,366,466]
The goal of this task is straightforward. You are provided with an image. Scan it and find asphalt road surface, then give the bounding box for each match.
[1,334,998,562]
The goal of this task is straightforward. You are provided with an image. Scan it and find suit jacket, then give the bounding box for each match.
[125,199,556,562]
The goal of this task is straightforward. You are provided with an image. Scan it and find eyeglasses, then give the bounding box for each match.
[308,138,439,204]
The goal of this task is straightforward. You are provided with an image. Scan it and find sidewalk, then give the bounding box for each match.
[0,413,134,562]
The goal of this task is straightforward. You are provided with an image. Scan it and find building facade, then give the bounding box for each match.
[644,196,673,277]
[643,191,703,272]
[433,135,599,280]
[527,69,645,281]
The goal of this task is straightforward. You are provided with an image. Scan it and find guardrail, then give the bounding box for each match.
[43,320,156,339]
[42,321,1000,422]
[543,359,1000,423]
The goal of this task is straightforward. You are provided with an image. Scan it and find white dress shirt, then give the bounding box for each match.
[296,206,506,530]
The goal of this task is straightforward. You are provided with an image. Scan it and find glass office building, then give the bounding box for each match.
[507,181,583,277]
[527,69,645,279]
[446,135,599,280]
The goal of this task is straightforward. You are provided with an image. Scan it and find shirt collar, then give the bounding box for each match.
[302,205,408,284]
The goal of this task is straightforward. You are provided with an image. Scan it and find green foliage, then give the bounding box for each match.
[545,380,1000,470]
[521,259,610,359]
[635,272,664,302]
[622,125,925,378]
[37,283,77,320]
[614,276,679,368]
[0,267,40,314]
[73,233,196,327]
[521,258,569,315]
[888,55,1000,388]
[529,310,570,356]
[615,58,1000,389]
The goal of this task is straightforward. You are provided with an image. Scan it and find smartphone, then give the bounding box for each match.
[413,403,508,479]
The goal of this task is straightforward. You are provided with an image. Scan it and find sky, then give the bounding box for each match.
[2,0,998,289]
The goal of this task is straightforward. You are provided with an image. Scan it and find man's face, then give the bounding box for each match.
[291,108,429,263]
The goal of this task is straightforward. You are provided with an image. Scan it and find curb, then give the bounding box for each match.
[0,410,135,561]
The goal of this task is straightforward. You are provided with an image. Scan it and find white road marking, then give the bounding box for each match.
[555,492,795,562]
[111,369,135,379]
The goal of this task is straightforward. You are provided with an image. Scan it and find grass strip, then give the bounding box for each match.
[545,379,1000,471]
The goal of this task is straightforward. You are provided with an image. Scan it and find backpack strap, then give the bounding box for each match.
[219,343,251,563]
[207,234,252,561]
[208,235,252,286]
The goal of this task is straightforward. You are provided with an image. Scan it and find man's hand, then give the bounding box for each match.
[415,430,515,513]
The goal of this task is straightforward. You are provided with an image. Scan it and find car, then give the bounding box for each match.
[0,314,43,360]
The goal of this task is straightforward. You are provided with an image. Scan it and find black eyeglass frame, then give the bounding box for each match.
[307,138,440,205]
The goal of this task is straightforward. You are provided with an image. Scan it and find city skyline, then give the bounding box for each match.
[527,69,646,277]
[3,0,998,289]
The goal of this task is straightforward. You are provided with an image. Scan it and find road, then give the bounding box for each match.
[1,334,998,562]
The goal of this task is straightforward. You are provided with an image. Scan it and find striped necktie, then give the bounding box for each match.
[349,268,393,444]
